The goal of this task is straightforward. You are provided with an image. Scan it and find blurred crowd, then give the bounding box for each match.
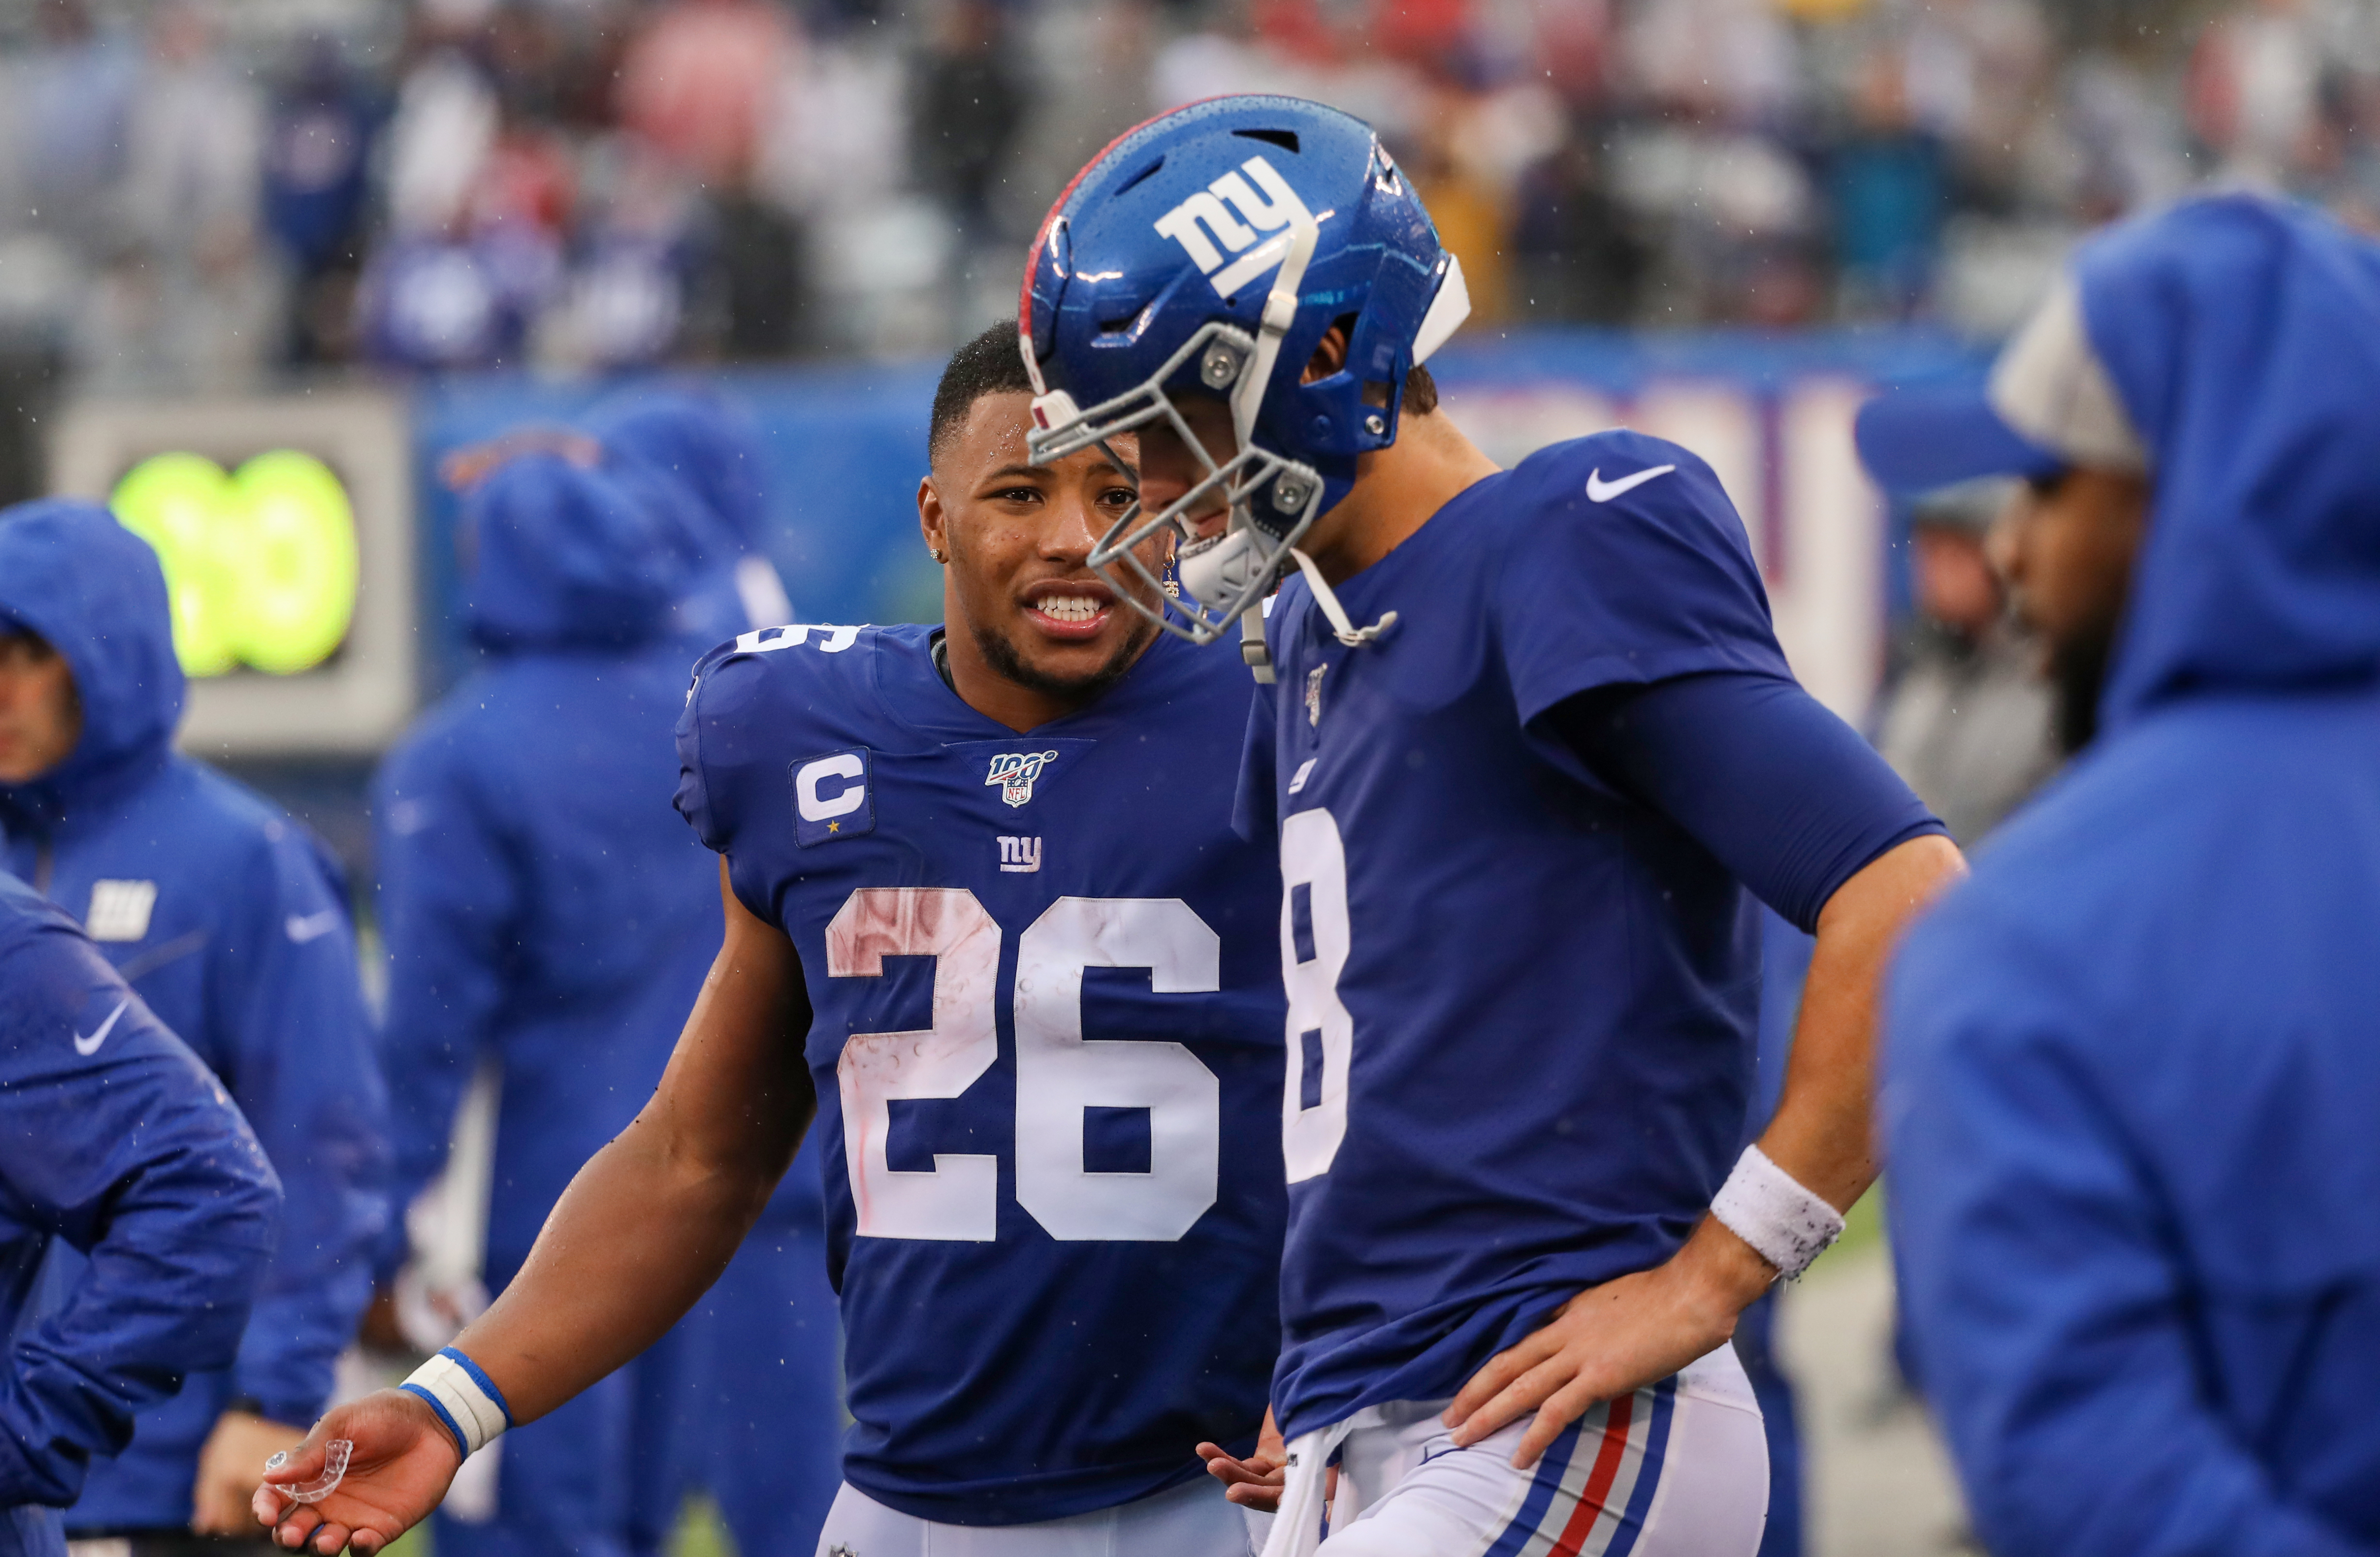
[0,0,2377,396]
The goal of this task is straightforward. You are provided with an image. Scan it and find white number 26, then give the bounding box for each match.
[825,888,1222,1243]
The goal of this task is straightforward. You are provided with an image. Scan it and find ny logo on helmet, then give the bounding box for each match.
[986,750,1061,808]
[1153,156,1313,299]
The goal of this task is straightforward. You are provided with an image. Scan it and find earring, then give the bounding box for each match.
[929,546,948,563]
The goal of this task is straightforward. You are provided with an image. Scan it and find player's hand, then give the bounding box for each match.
[193,1411,307,1534]
[254,1389,463,1556]
[1444,1216,1776,1469]
[1197,1406,1290,1511]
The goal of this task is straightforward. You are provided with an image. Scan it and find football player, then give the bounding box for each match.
[255,323,1287,1557]
[1021,96,1966,1554]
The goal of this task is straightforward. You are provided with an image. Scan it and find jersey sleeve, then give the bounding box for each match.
[1546,673,1946,933]
[1493,432,1793,726]
[673,643,783,925]
[673,647,734,854]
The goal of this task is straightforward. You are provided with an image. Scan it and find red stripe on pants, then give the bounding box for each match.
[1549,1392,1635,1557]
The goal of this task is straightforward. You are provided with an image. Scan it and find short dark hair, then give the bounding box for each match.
[926,319,1441,466]
[929,321,1038,468]
[1402,363,1438,417]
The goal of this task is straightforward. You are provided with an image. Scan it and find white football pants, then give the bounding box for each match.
[1262,1344,1767,1557]
[814,1472,1264,1557]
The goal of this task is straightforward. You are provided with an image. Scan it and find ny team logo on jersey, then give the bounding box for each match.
[985,750,1061,808]
[996,835,1043,874]
[86,879,158,942]
[1152,156,1313,300]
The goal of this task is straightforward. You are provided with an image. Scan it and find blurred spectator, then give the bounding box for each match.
[16,0,135,250]
[1411,92,1514,326]
[354,233,537,370]
[543,134,702,369]
[80,0,273,393]
[618,0,804,359]
[617,0,795,187]
[6,0,2380,375]
[1623,0,1801,128]
[1512,128,1647,323]
[264,39,381,365]
[1829,44,1946,319]
[359,12,576,372]
[2187,0,2325,187]
[1011,0,1157,235]
[1871,481,2059,846]
[384,28,497,241]
[914,0,1027,239]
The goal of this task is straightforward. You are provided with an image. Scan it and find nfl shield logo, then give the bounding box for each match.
[985,750,1061,807]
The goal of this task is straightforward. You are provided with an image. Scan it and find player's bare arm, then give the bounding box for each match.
[255,861,815,1555]
[1203,834,1968,1499]
[1443,832,1964,1468]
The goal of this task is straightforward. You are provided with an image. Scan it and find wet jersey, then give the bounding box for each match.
[675,624,1286,1525]
[1240,431,1801,1440]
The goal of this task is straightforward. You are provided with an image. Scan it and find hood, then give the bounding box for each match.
[2081,196,2380,731]
[585,386,771,562]
[0,500,182,832]
[462,451,691,653]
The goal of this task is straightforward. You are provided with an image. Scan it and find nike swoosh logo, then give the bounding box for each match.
[286,910,342,944]
[1586,464,1677,502]
[74,998,130,1057]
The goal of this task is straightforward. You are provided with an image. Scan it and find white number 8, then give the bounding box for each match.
[1280,808,1353,1182]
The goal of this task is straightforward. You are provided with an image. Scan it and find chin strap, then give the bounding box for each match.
[1289,548,1398,648]
[1240,608,1276,684]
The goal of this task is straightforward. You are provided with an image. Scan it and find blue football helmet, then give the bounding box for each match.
[1020,95,1469,655]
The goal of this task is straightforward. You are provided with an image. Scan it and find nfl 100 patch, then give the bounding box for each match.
[946,738,1097,813]
[985,749,1061,807]
[791,749,874,846]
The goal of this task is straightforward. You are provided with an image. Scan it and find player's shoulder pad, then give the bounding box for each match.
[1505,428,1756,564]
[682,621,900,718]
[675,622,897,851]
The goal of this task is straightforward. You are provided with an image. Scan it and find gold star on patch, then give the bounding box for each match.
[827,821,840,833]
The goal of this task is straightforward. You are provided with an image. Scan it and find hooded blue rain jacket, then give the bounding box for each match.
[0,503,385,1530]
[0,873,281,1557]
[375,454,755,1557]
[1886,195,2380,1554]
[375,452,713,1282]
[586,388,792,646]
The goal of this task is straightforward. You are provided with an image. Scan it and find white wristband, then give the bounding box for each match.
[1710,1144,1845,1280]
[402,1347,513,1458]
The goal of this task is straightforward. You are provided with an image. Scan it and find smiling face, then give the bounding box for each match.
[0,631,81,784]
[920,390,1163,730]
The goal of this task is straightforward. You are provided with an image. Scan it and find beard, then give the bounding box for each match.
[2049,615,2120,756]
[973,610,1158,708]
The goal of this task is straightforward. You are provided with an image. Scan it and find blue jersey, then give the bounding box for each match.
[1242,431,1797,1439]
[675,624,1286,1525]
